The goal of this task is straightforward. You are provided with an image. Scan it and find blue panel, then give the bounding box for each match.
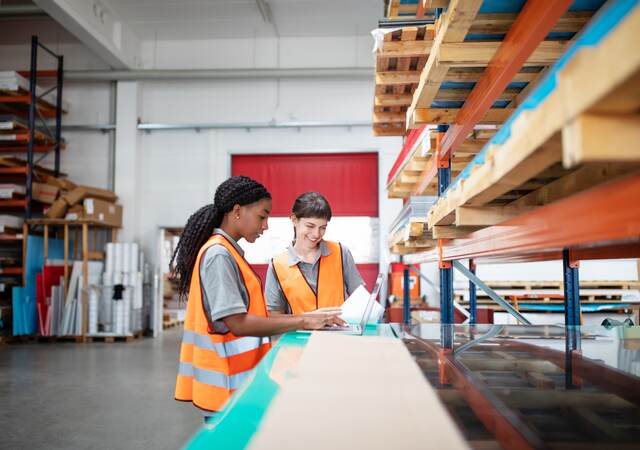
[508,81,529,89]
[12,235,68,335]
[431,100,464,108]
[519,303,631,312]
[479,0,526,14]
[466,33,506,40]
[466,32,576,41]
[441,82,477,89]
[478,0,605,14]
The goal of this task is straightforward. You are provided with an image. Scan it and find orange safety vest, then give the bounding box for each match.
[175,234,271,412]
[272,240,345,314]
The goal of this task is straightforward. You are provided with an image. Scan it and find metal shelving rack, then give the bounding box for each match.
[380,0,640,335]
[0,36,64,338]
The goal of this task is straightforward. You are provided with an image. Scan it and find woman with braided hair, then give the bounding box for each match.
[173,176,344,419]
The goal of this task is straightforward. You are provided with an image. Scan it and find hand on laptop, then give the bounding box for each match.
[301,310,347,330]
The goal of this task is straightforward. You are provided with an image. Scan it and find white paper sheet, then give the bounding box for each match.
[340,285,384,324]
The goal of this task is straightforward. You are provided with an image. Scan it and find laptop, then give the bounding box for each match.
[316,273,384,336]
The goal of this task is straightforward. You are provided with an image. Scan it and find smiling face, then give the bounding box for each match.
[233,198,272,243]
[292,216,328,251]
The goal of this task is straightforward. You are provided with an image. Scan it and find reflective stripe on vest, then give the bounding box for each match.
[178,362,254,390]
[272,240,345,315]
[174,234,271,412]
[182,330,270,357]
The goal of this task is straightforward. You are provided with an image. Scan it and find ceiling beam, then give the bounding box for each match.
[34,0,141,69]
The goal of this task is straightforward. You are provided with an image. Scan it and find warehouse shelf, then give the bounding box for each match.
[0,36,65,339]
[0,266,23,276]
[427,4,640,233]
[24,218,120,338]
[374,1,596,137]
[378,0,640,335]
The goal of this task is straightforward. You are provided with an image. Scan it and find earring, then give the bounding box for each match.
[236,215,240,219]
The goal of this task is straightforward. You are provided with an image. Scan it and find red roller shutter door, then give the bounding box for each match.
[232,153,379,289]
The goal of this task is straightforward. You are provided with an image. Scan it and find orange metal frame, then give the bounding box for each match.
[441,174,640,262]
[439,0,573,160]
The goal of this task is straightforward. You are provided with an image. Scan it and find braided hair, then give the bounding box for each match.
[170,176,271,298]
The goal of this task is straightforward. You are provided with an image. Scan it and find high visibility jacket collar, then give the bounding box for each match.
[284,240,332,266]
[175,234,271,413]
[272,240,345,314]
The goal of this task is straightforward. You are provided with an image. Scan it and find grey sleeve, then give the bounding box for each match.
[264,261,289,313]
[341,244,364,296]
[200,246,248,328]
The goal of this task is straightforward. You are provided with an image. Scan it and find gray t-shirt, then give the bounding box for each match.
[265,241,364,313]
[199,228,249,334]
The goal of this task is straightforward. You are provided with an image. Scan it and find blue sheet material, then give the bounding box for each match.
[479,0,605,14]
[440,81,529,90]
[465,32,577,41]
[446,0,637,194]
[12,235,67,335]
[519,303,632,312]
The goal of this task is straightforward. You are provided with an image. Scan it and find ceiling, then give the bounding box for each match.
[103,0,383,40]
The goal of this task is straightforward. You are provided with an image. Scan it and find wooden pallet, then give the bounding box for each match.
[387,128,495,200]
[35,335,84,343]
[463,280,640,290]
[373,25,434,136]
[388,216,437,254]
[84,331,144,343]
[386,1,446,20]
[427,5,640,232]
[163,319,183,329]
[375,3,594,137]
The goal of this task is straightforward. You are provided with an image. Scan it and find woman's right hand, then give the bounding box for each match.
[301,312,346,330]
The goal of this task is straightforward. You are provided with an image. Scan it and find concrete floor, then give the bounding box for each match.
[0,327,202,450]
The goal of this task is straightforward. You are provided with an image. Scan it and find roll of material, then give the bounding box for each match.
[130,243,139,272]
[134,272,144,309]
[103,271,114,287]
[105,243,115,274]
[88,288,99,335]
[122,243,131,273]
[114,243,124,273]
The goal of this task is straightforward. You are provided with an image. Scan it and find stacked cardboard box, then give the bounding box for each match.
[41,178,122,227]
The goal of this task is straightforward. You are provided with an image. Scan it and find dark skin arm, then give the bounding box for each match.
[223,311,345,337]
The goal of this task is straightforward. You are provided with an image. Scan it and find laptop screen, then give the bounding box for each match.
[359,274,384,329]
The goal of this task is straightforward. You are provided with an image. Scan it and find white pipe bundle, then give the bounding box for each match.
[94,242,146,336]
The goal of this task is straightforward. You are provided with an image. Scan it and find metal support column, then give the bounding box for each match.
[469,259,477,324]
[54,54,64,176]
[403,263,411,325]
[563,248,581,327]
[563,248,581,388]
[436,124,454,348]
[26,35,38,219]
[437,125,454,327]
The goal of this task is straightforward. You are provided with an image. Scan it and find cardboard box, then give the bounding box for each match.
[45,197,68,218]
[32,182,59,204]
[64,205,84,221]
[42,176,77,191]
[83,198,122,227]
[63,185,117,207]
